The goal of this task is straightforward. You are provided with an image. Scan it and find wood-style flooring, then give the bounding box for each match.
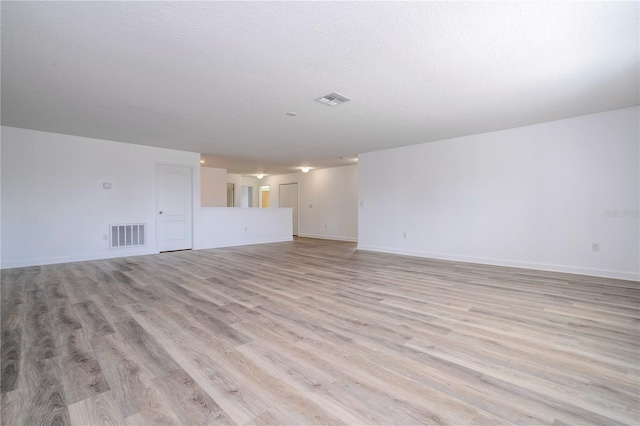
[1,238,639,425]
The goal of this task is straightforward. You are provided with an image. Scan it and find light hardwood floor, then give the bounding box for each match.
[1,238,639,425]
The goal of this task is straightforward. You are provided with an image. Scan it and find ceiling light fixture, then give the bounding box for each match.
[200,160,205,164]
[301,167,310,173]
[315,92,351,107]
[257,174,264,179]
[286,112,297,116]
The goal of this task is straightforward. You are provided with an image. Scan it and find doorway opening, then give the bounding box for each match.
[227,183,235,207]
[259,185,270,208]
[241,185,254,207]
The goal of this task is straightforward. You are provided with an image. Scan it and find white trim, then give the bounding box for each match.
[298,233,358,243]
[356,245,640,282]
[194,236,292,250]
[279,182,299,236]
[1,248,158,270]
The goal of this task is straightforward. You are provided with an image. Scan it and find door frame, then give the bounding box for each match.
[279,182,299,236]
[156,162,195,252]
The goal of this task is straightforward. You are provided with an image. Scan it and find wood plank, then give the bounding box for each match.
[67,391,126,426]
[1,270,25,394]
[58,351,111,405]
[49,300,91,358]
[113,317,180,378]
[127,307,271,424]
[152,369,235,425]
[92,332,169,420]
[19,288,71,425]
[74,300,116,338]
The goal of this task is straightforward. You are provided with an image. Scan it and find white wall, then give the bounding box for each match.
[0,134,2,265]
[195,208,292,249]
[359,107,639,281]
[1,126,201,268]
[264,165,358,242]
[200,167,227,207]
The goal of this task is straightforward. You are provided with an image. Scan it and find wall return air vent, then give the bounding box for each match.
[315,92,351,107]
[110,223,146,248]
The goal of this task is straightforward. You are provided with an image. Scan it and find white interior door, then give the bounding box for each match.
[157,164,193,251]
[279,183,298,236]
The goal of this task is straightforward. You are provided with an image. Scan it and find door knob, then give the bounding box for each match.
[159,211,163,214]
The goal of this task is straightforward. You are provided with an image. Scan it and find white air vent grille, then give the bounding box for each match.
[315,92,351,107]
[110,223,145,248]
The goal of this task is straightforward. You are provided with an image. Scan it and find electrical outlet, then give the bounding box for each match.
[324,224,327,229]
[103,234,108,241]
[244,227,247,232]
[403,232,407,239]
[592,243,600,252]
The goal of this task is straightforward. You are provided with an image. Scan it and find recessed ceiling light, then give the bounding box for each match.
[315,92,351,107]
[200,160,205,164]
[301,167,310,173]
[286,112,297,116]
[257,174,264,179]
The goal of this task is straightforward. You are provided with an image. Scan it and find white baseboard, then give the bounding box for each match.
[6,239,633,281]
[1,248,159,269]
[356,244,639,282]
[298,233,358,243]
[1,237,294,269]
[194,236,293,250]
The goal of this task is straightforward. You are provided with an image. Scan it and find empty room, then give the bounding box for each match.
[1,2,638,425]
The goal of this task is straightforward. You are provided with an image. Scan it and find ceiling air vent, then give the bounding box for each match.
[315,92,351,107]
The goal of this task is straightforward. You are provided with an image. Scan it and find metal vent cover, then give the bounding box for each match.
[110,223,146,248]
[315,92,351,107]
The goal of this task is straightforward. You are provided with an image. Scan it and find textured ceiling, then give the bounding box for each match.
[2,2,638,175]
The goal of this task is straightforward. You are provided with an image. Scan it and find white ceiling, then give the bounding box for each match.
[2,2,638,176]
